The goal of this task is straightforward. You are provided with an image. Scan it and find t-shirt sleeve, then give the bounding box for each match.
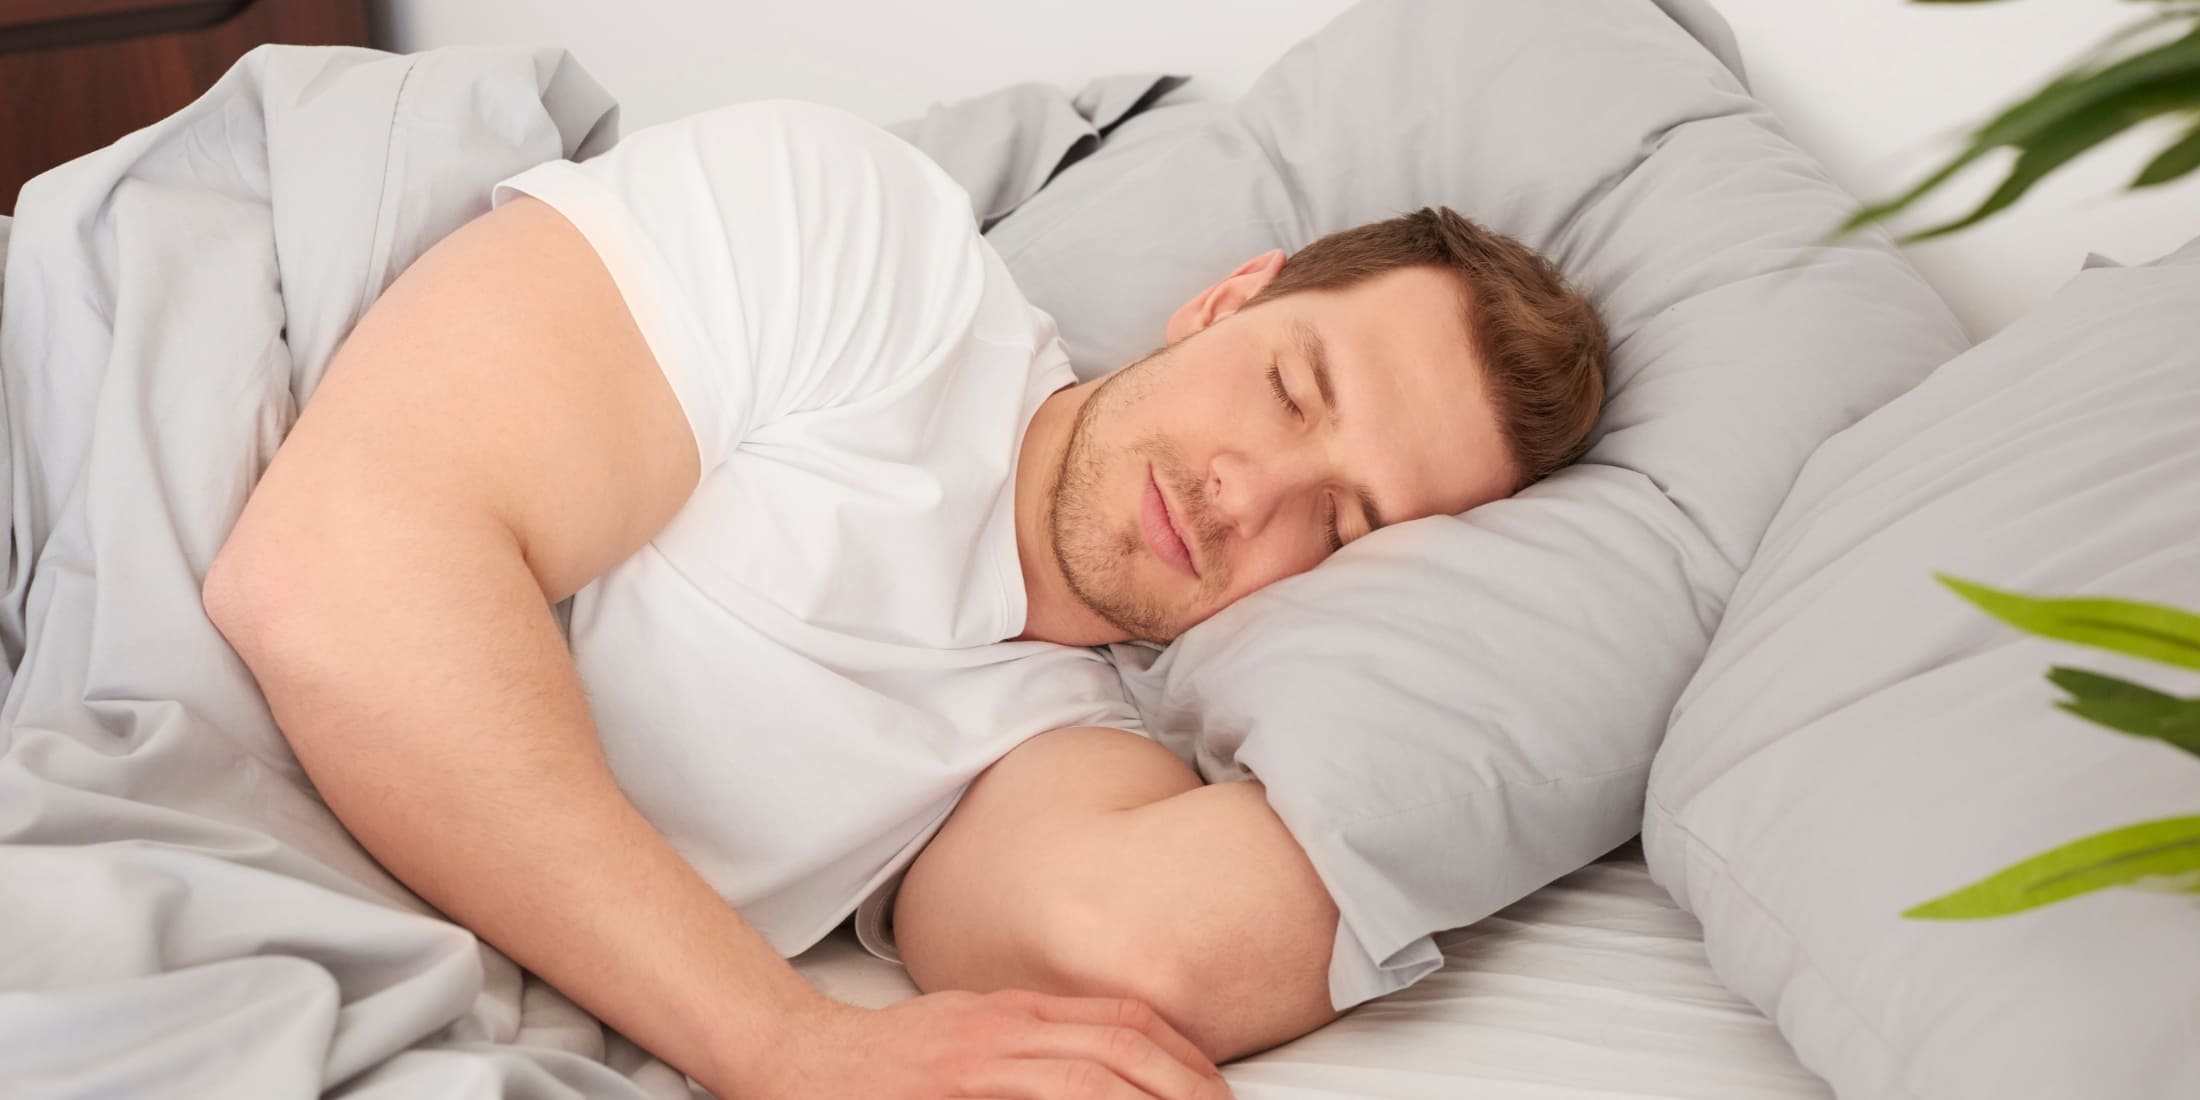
[489,99,990,475]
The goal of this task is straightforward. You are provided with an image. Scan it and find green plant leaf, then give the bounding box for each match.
[1836,19,2200,237]
[2127,869,2200,895]
[1937,574,2200,671]
[2134,113,2200,184]
[2045,669,2200,756]
[1905,816,2200,919]
[2054,695,2200,757]
[1902,74,2200,240]
[1959,22,2200,156]
[2047,665,2182,705]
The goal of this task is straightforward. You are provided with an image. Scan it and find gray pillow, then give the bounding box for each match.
[981,0,1970,1009]
[1643,239,2200,1099]
[887,74,1188,232]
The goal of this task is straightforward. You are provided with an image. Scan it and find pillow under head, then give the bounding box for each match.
[982,0,1969,1009]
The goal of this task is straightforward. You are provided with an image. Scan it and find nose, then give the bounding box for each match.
[1207,449,1323,541]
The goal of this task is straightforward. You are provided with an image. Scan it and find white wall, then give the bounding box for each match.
[381,0,2200,340]
[377,0,1356,123]
[1712,0,2200,338]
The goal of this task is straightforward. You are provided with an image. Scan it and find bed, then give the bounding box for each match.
[797,841,1833,1100]
[0,8,1913,1100]
[4,1,2192,1097]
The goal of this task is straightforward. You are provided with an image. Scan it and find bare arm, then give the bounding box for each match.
[205,196,1228,1100]
[204,194,814,1090]
[893,726,1343,1063]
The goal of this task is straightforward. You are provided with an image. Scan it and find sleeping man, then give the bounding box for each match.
[204,100,1606,1100]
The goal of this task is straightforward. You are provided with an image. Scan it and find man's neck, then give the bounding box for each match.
[1012,383,1129,648]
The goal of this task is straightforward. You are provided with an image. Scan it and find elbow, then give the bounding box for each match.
[893,757,1343,1062]
[202,529,322,667]
[1023,867,1339,1065]
[903,850,1218,1056]
[1044,885,1198,1011]
[201,539,261,650]
[201,530,297,660]
[1030,885,1214,1056]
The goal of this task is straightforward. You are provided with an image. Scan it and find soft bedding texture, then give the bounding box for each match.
[978,0,1971,1009]
[1643,239,2200,1100]
[0,8,1997,1098]
[887,73,1188,232]
[0,45,693,1100]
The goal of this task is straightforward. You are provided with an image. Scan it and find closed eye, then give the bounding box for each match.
[1267,364,1303,421]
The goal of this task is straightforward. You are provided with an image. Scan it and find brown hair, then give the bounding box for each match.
[1244,206,1608,492]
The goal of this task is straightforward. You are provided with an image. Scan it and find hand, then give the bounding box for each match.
[738,987,1234,1100]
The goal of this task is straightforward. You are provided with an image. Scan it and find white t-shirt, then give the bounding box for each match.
[489,100,1143,960]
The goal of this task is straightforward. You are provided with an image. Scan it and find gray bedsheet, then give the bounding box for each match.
[0,43,703,1100]
[0,41,1190,1099]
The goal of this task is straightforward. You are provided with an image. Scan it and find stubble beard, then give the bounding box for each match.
[1046,348,1221,645]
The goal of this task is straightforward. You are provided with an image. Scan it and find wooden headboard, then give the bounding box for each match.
[2,0,374,214]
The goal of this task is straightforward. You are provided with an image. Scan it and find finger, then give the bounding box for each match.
[955,1057,1156,1100]
[1016,993,1223,1081]
[1004,1022,1224,1100]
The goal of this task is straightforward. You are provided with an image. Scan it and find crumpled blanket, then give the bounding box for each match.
[0,41,708,1100]
[0,39,1190,1099]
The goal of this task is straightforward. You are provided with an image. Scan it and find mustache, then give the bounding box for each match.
[1152,446,1225,569]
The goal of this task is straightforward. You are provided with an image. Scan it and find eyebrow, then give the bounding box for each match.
[1291,317,1389,533]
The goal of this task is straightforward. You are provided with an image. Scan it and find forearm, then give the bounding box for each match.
[894,727,1341,1062]
[1065,779,1343,1061]
[205,514,820,1095]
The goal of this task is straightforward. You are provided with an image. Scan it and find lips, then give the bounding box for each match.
[1140,465,1199,578]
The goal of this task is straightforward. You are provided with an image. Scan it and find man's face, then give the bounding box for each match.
[1045,262,1521,644]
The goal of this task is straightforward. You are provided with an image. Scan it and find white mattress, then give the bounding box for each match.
[792,839,1831,1099]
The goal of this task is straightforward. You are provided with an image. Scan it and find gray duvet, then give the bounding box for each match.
[0,40,1180,1099]
[0,44,695,1100]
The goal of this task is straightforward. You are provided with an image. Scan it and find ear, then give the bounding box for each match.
[1164,248,1288,344]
